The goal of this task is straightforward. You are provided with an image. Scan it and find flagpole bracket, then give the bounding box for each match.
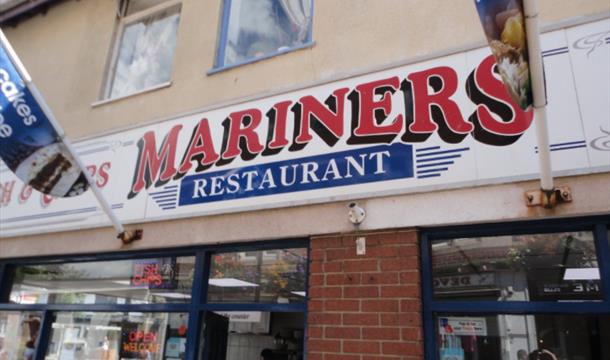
[118,229,144,244]
[525,186,572,209]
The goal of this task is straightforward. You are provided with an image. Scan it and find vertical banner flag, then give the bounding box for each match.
[0,32,89,197]
[474,0,533,110]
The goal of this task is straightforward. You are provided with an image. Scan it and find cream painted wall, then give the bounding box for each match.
[1,173,608,258]
[2,0,608,139]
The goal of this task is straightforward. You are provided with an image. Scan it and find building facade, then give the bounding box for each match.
[0,0,609,359]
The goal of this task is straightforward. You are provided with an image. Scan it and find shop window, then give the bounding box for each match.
[199,311,304,360]
[422,218,610,360]
[215,0,313,69]
[435,314,610,359]
[45,312,188,360]
[208,248,307,303]
[103,0,181,99]
[8,256,195,304]
[431,231,601,301]
[0,241,308,359]
[0,311,41,359]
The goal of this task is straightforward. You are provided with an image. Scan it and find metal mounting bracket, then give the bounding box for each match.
[118,229,144,244]
[525,186,572,209]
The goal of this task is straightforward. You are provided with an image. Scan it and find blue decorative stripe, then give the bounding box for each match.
[536,144,587,153]
[151,194,178,200]
[417,167,449,174]
[542,47,569,57]
[77,146,111,156]
[416,146,441,153]
[156,201,178,206]
[151,184,180,209]
[416,154,462,163]
[535,140,586,151]
[417,173,442,179]
[3,206,98,223]
[123,141,135,147]
[550,144,588,152]
[542,46,568,54]
[417,161,455,169]
[149,189,179,196]
[415,147,469,158]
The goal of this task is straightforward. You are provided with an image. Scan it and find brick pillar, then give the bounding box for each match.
[307,230,423,360]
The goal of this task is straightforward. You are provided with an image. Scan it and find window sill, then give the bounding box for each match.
[207,41,315,75]
[91,81,173,108]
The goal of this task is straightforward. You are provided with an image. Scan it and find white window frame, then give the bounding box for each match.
[101,0,182,101]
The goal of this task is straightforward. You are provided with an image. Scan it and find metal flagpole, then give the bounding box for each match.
[522,0,572,208]
[0,30,141,242]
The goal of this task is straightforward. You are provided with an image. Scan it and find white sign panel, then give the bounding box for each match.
[1,19,608,237]
[439,317,488,337]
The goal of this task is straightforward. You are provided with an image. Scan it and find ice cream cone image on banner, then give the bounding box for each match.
[475,0,533,110]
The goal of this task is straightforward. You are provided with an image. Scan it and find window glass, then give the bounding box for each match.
[0,311,41,360]
[9,256,195,304]
[435,314,610,360]
[107,2,181,99]
[199,311,304,360]
[207,248,307,303]
[218,0,312,67]
[45,312,188,360]
[431,231,601,301]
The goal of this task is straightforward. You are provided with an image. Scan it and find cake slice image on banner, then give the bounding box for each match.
[0,31,88,197]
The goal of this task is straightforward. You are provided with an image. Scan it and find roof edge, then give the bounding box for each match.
[0,0,61,25]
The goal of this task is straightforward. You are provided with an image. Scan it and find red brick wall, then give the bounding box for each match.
[307,230,423,360]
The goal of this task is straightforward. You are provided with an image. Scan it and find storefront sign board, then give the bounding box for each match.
[1,20,608,237]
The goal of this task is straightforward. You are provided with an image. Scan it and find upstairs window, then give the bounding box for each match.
[103,0,181,99]
[216,0,313,68]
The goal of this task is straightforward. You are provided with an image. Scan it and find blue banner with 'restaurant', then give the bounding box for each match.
[179,143,414,206]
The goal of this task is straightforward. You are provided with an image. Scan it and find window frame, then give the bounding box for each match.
[420,215,610,360]
[211,0,315,72]
[0,238,309,360]
[101,0,182,101]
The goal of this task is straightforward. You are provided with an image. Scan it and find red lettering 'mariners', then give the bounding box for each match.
[0,180,16,206]
[177,118,219,177]
[220,109,264,163]
[407,66,473,137]
[350,76,403,144]
[293,88,349,148]
[128,125,182,199]
[468,55,534,143]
